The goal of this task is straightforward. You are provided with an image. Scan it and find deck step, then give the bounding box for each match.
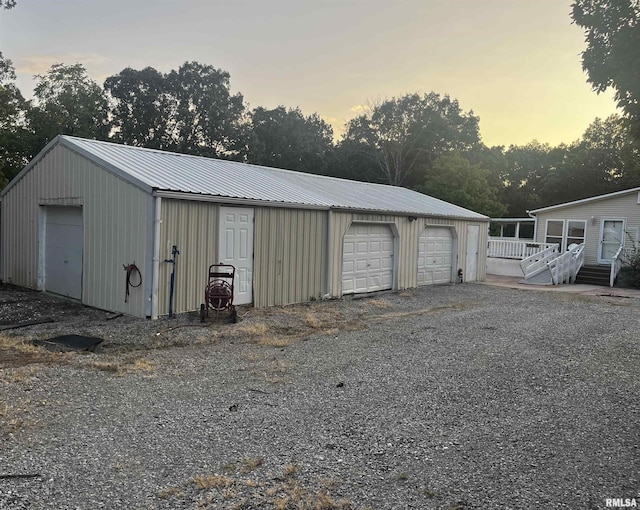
[575,265,610,286]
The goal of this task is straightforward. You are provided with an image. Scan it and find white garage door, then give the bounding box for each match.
[342,224,394,294]
[45,206,83,299]
[417,227,453,285]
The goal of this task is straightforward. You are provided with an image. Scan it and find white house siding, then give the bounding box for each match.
[158,198,219,316]
[534,192,640,265]
[0,144,150,317]
[254,207,327,308]
[329,212,488,296]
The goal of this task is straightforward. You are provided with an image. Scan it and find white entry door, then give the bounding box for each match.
[465,225,480,282]
[417,227,453,285]
[599,219,625,263]
[342,223,394,294]
[45,206,83,299]
[219,207,254,305]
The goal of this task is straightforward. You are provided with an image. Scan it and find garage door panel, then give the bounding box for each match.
[342,224,394,295]
[356,241,368,253]
[418,227,453,286]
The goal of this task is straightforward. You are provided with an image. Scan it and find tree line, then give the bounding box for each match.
[1,55,639,218]
[1,0,639,218]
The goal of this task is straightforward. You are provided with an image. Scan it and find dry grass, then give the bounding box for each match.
[240,457,264,474]
[368,299,393,309]
[0,400,39,439]
[0,334,71,368]
[234,323,268,338]
[304,312,324,329]
[87,357,156,377]
[233,321,304,348]
[186,462,354,510]
[282,464,299,478]
[0,365,40,383]
[193,474,234,490]
[257,335,298,348]
[0,335,40,354]
[158,487,184,499]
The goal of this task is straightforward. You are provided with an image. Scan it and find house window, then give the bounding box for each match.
[545,220,564,249]
[566,221,586,248]
[545,219,586,251]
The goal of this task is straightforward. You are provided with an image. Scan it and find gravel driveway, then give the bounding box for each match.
[1,283,639,509]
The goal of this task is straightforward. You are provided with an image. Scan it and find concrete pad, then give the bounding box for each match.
[481,274,640,299]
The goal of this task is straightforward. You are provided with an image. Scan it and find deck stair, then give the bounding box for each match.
[575,265,611,286]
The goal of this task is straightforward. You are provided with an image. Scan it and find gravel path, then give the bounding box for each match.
[1,283,639,509]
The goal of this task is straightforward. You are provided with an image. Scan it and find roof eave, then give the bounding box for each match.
[153,190,331,210]
[155,191,488,220]
[529,186,640,214]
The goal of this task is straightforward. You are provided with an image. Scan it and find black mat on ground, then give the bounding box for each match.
[33,335,104,352]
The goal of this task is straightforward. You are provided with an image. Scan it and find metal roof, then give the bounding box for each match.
[4,135,488,220]
[528,186,640,214]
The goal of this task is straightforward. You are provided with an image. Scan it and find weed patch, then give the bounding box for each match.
[0,334,71,368]
[86,357,155,377]
[183,461,354,509]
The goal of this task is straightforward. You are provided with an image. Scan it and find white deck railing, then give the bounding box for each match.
[487,239,557,260]
[547,243,585,285]
[610,245,624,287]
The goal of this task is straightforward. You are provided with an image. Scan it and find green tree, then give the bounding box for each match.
[0,1,16,8]
[572,0,640,138]
[105,62,246,157]
[0,52,31,186]
[580,114,640,189]
[415,152,506,217]
[330,137,385,183]
[104,66,176,149]
[341,92,481,186]
[543,115,640,205]
[501,141,569,216]
[167,61,246,159]
[245,106,333,174]
[27,63,109,152]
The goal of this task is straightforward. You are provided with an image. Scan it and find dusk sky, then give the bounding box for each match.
[0,0,619,147]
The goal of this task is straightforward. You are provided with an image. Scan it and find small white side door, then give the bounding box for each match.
[219,207,254,305]
[465,225,480,282]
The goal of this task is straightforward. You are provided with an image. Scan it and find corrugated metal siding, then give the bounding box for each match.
[330,212,487,295]
[254,207,327,308]
[534,193,640,265]
[158,198,218,316]
[0,145,149,317]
